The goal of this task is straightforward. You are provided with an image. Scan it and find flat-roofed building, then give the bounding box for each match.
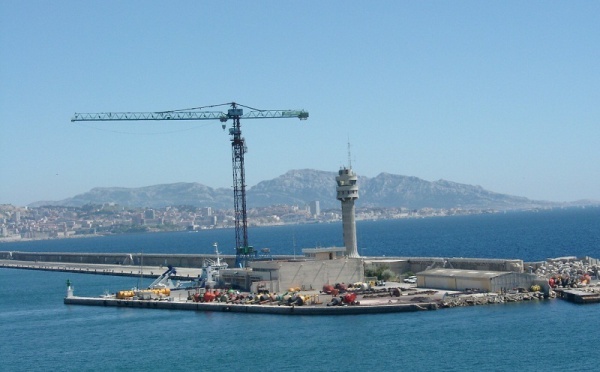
[220,257,364,293]
[302,247,346,260]
[417,268,537,293]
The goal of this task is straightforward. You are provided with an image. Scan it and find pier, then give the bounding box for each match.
[63,295,438,315]
[555,288,600,304]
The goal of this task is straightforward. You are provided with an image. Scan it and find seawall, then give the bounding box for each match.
[0,251,273,268]
[1,251,527,274]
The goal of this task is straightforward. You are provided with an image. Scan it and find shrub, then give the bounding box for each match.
[380,269,396,281]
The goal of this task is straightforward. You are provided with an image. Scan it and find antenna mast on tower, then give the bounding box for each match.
[347,140,352,169]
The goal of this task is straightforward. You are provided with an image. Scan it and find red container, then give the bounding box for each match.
[343,293,357,304]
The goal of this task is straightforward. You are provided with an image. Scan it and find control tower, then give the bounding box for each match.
[336,166,360,258]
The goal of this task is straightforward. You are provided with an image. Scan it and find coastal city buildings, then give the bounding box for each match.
[0,203,494,242]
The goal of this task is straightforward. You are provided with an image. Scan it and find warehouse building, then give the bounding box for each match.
[417,269,537,292]
[220,258,364,293]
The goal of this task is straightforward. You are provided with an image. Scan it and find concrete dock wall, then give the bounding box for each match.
[0,251,297,268]
[0,251,235,267]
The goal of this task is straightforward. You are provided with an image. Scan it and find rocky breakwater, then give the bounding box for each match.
[326,283,554,310]
[527,256,600,304]
[438,256,600,308]
[530,256,600,290]
[346,285,548,309]
[439,290,547,308]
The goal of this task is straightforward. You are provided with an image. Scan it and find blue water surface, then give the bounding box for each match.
[1,208,599,371]
[1,269,598,371]
[2,207,599,261]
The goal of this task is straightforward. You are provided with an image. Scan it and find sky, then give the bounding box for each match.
[1,1,599,206]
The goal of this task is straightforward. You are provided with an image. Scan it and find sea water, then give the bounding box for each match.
[3,207,599,261]
[1,208,599,371]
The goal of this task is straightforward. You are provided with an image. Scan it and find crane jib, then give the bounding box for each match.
[71,110,308,122]
[71,111,226,121]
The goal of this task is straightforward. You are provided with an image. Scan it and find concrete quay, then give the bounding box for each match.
[61,282,570,315]
[64,295,438,315]
[554,288,600,304]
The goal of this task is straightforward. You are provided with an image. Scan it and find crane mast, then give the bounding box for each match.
[72,102,308,268]
[228,104,249,265]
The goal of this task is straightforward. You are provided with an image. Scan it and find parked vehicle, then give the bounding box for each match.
[403,276,417,284]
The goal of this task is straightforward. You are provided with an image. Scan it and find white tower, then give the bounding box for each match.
[66,279,74,298]
[336,165,359,258]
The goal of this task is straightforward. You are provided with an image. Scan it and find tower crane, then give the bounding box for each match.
[72,102,308,267]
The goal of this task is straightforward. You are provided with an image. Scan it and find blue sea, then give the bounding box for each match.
[1,208,599,371]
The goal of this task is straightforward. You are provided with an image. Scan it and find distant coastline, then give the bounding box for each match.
[3,206,597,244]
[0,205,502,244]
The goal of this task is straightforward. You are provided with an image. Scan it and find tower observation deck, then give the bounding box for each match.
[336,167,360,258]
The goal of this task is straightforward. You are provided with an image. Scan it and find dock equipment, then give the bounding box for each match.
[72,102,308,268]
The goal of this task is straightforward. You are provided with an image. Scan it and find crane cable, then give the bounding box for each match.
[159,102,234,113]
[161,102,276,114]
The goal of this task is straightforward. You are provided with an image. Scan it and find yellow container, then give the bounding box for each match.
[116,290,135,299]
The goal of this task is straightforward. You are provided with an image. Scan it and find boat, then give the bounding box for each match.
[147,242,228,292]
[196,242,228,289]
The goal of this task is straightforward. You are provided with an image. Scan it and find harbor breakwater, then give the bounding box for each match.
[0,251,241,268]
[0,251,529,274]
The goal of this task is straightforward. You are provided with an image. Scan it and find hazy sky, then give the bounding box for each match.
[1,2,599,206]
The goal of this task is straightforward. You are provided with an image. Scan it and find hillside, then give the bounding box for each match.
[29,169,563,210]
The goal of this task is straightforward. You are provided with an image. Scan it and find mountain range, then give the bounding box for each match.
[29,169,596,210]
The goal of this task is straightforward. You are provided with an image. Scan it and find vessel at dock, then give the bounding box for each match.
[110,243,230,301]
